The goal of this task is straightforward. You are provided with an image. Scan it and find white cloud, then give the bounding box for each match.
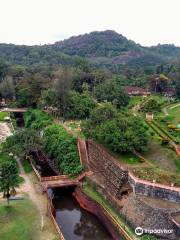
[0,0,179,46]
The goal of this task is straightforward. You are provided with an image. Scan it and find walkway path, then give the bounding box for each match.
[16,157,58,240]
[0,122,12,143]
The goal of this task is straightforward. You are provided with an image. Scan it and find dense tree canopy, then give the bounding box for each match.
[82,104,148,153]
[65,91,96,119]
[94,80,129,108]
[141,99,161,113]
[0,154,19,204]
[3,129,41,158]
[43,124,82,176]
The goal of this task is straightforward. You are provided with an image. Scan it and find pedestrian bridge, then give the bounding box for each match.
[0,108,28,113]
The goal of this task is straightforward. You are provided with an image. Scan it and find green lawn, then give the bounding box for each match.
[0,112,9,121]
[118,153,142,164]
[128,96,143,108]
[132,167,180,186]
[0,198,40,240]
[22,159,32,173]
[65,120,85,138]
[156,102,180,143]
[168,104,180,125]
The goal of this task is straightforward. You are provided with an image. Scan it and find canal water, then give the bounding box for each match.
[50,187,113,240]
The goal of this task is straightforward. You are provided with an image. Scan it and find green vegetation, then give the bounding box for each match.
[168,105,180,125]
[118,153,142,164]
[43,124,82,175]
[24,109,53,130]
[132,167,180,186]
[0,199,40,240]
[0,111,9,121]
[65,91,96,119]
[83,182,157,240]
[3,129,40,158]
[0,153,20,204]
[141,99,161,113]
[65,120,85,138]
[22,159,32,173]
[83,183,134,238]
[82,103,149,153]
[128,96,143,108]
[94,80,129,108]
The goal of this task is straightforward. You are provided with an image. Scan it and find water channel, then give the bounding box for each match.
[15,112,117,240]
[49,187,113,240]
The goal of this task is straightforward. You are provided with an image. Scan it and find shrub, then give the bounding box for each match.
[24,109,53,130]
[43,124,82,176]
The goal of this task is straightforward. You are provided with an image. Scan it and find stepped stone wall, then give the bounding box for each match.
[85,140,180,239]
[86,140,130,199]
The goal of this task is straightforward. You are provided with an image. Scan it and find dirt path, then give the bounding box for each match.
[16,158,59,240]
[0,122,12,143]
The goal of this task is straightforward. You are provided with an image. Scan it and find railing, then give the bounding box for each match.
[128,171,180,192]
[41,175,69,182]
[82,188,135,240]
[47,195,66,240]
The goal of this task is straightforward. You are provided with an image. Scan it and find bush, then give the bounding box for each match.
[141,99,160,113]
[43,124,82,176]
[24,109,53,130]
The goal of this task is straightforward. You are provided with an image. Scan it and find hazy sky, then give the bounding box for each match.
[0,0,180,46]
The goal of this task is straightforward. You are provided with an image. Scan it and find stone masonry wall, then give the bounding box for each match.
[86,140,130,199]
[129,173,180,203]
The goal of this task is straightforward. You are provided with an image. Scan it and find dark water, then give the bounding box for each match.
[12,112,24,127]
[51,188,113,240]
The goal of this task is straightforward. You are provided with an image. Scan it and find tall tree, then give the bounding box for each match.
[54,68,73,116]
[0,159,19,205]
[0,76,15,100]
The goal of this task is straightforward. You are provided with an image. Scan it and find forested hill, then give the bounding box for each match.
[0,30,180,72]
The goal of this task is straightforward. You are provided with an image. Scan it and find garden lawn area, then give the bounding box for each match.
[132,167,180,186]
[150,95,169,106]
[0,198,40,240]
[127,96,143,108]
[156,102,180,143]
[143,141,180,173]
[22,159,32,173]
[167,104,180,125]
[0,111,9,121]
[64,120,85,138]
[118,153,142,164]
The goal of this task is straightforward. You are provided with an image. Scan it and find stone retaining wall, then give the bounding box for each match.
[129,172,180,203]
[86,140,180,203]
[86,140,130,199]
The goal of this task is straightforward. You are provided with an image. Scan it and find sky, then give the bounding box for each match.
[0,0,180,46]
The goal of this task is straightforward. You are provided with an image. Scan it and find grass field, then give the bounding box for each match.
[22,159,33,173]
[167,104,180,125]
[132,166,180,186]
[118,153,142,164]
[0,198,40,240]
[143,141,180,173]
